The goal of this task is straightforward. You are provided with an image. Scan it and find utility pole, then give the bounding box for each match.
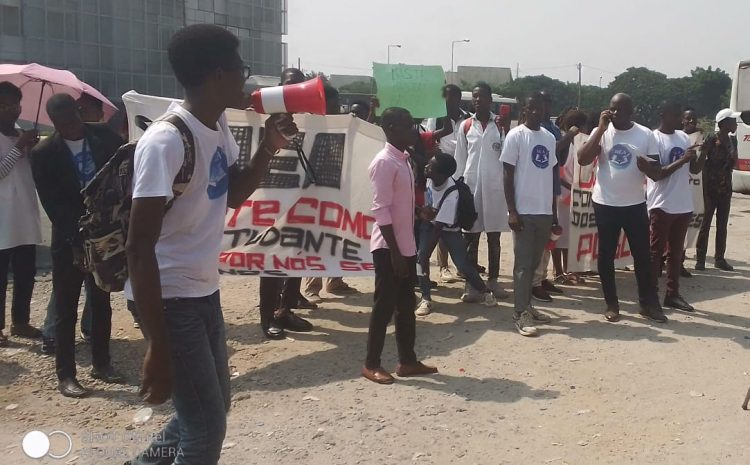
[516,62,519,80]
[577,62,582,108]
[297,57,301,70]
[450,39,470,84]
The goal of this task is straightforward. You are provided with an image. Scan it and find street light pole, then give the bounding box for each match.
[387,44,401,64]
[450,39,470,84]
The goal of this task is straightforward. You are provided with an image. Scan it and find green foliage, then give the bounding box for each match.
[492,66,732,128]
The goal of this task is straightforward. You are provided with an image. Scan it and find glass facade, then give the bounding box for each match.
[0,0,287,100]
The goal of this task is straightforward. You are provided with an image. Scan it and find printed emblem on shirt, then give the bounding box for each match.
[72,146,96,187]
[531,145,550,169]
[668,147,684,163]
[492,142,502,152]
[207,147,229,200]
[609,144,633,170]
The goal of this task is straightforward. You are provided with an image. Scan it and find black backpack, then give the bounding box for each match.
[437,176,478,231]
[78,114,196,292]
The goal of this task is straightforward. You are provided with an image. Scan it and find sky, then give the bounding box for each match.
[286,0,748,87]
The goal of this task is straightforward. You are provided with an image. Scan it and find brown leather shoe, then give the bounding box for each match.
[395,362,438,377]
[361,366,395,384]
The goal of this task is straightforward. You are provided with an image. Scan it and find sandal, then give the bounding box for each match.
[0,331,8,347]
[554,274,575,285]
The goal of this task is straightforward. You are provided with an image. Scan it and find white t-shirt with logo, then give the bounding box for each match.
[588,123,658,207]
[499,124,558,215]
[647,130,693,214]
[426,177,459,231]
[125,103,240,300]
[0,133,41,250]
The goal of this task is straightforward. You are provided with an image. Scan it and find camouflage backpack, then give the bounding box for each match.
[79,114,196,292]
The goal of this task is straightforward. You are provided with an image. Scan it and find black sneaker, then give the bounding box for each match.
[275,312,313,332]
[664,295,695,312]
[639,305,668,323]
[531,286,553,302]
[715,259,734,272]
[261,319,285,340]
[541,279,564,295]
[41,338,55,356]
[91,365,125,384]
[680,266,692,278]
[694,261,705,271]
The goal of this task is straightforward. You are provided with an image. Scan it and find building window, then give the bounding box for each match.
[1,5,21,36]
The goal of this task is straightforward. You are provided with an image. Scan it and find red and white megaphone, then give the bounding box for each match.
[250,77,327,115]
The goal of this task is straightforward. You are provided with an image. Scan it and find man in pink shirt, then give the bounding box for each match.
[363,107,438,384]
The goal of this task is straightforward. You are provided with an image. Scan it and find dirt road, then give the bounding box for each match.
[2,196,749,465]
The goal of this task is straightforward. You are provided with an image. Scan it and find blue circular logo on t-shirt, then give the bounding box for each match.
[207,147,229,200]
[669,147,685,163]
[531,144,550,169]
[609,144,633,170]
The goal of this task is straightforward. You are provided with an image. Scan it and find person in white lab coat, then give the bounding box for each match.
[454,82,510,300]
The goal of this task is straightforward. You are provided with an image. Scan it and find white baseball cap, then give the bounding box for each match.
[715,108,740,123]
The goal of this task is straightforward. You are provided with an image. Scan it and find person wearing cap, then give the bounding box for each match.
[695,108,740,271]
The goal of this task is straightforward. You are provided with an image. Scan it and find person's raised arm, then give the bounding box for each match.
[578,111,610,166]
[227,113,297,208]
[556,126,578,164]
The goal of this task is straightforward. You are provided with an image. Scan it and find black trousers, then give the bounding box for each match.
[464,232,501,280]
[258,277,302,323]
[696,189,732,262]
[0,245,36,331]
[52,247,112,380]
[593,202,657,308]
[365,249,418,369]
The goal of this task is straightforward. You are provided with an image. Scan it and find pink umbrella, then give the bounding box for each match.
[81,82,118,122]
[0,63,116,126]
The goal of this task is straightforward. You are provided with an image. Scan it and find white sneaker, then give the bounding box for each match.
[460,284,481,303]
[482,292,497,307]
[487,279,510,299]
[440,267,458,284]
[527,305,551,323]
[515,311,539,337]
[416,299,433,316]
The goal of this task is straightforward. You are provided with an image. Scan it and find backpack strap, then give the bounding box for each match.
[158,113,197,210]
[436,182,460,211]
[462,117,473,136]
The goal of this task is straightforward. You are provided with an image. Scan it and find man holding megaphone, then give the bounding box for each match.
[125,25,298,465]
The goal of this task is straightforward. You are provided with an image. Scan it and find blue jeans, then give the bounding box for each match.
[130,291,231,465]
[417,222,486,300]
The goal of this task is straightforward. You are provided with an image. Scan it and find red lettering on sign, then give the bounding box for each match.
[227,200,253,228]
[288,198,318,224]
[320,201,344,228]
[252,200,280,227]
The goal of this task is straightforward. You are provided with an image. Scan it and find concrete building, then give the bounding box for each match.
[0,0,288,101]
[446,65,513,87]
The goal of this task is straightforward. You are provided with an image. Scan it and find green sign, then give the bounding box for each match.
[373,63,446,119]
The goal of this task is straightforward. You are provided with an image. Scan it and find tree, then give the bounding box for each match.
[607,67,672,127]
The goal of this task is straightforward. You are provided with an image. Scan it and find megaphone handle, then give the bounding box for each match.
[296,147,317,184]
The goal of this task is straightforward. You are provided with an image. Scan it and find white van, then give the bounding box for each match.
[730,60,750,193]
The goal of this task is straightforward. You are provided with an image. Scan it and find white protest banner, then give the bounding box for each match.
[567,157,633,273]
[685,171,705,249]
[685,132,706,249]
[123,91,385,277]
